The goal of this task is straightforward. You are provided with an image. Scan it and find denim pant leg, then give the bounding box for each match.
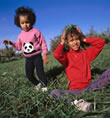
[25,57,39,85]
[33,54,47,86]
[86,69,110,91]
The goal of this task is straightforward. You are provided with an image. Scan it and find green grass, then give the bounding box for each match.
[0,44,110,118]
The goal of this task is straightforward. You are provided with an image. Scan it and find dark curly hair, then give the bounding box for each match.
[63,25,86,52]
[14,6,36,27]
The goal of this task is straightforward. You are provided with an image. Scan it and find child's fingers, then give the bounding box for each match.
[43,59,49,64]
[3,40,8,44]
[8,40,10,44]
[8,41,13,45]
[61,36,65,40]
[61,32,66,40]
[76,27,82,33]
[62,30,66,37]
[3,40,13,45]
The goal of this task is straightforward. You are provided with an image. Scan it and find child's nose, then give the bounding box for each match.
[24,23,27,26]
[73,40,77,44]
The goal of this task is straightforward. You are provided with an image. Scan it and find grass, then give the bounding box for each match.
[0,44,110,118]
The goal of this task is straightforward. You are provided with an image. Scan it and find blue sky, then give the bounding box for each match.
[0,0,110,49]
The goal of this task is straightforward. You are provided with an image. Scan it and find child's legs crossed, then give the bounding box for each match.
[86,69,110,91]
[34,54,47,86]
[25,58,39,85]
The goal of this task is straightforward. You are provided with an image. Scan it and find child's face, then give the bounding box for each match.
[19,15,31,32]
[67,34,81,51]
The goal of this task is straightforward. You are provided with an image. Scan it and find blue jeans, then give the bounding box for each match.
[25,54,47,86]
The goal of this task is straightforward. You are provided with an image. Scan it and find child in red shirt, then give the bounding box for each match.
[50,25,110,102]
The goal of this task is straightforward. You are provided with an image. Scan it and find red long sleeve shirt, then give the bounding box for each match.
[53,37,105,90]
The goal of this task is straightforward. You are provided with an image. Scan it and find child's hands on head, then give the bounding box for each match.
[76,27,86,42]
[76,27,82,34]
[61,31,66,45]
[42,54,49,64]
[3,40,13,45]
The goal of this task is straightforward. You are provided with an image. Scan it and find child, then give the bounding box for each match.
[50,25,110,101]
[3,6,49,91]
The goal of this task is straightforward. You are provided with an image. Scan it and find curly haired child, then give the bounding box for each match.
[3,6,49,91]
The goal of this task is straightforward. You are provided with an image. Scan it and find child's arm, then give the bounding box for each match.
[60,31,65,45]
[3,38,22,51]
[53,31,68,67]
[85,37,105,62]
[3,40,14,46]
[76,27,87,42]
[38,32,49,64]
[75,27,105,62]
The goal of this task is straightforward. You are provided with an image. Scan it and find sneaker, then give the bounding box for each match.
[71,99,93,112]
[41,87,48,92]
[35,83,48,92]
[35,83,42,91]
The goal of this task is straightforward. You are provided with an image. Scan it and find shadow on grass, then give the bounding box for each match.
[46,66,65,81]
[46,67,107,81]
[91,67,106,75]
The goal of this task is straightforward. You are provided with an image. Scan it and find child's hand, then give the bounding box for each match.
[42,54,49,64]
[61,31,66,45]
[76,27,82,34]
[3,40,8,44]
[3,40,13,45]
[82,38,86,42]
[76,27,86,42]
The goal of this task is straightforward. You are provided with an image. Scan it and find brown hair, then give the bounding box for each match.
[14,6,36,28]
[63,25,86,52]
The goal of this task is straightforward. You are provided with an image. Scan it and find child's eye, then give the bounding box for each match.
[26,21,30,23]
[70,39,74,42]
[21,22,24,24]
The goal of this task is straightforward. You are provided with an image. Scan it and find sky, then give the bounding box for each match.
[0,0,110,49]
